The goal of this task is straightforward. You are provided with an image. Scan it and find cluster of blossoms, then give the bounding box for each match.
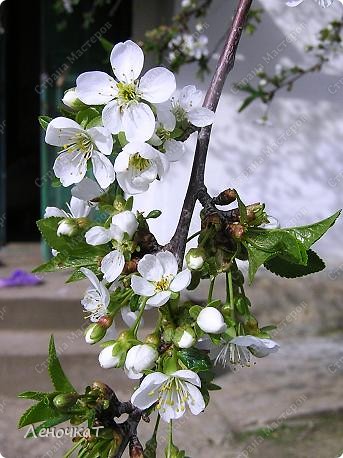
[168,31,209,64]
[286,0,342,7]
[41,40,282,425]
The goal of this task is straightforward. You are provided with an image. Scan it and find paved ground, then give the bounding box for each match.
[0,243,343,458]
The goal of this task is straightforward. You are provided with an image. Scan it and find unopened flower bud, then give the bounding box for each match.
[197,307,227,334]
[213,188,237,205]
[98,315,113,329]
[85,323,106,344]
[62,88,84,110]
[98,343,121,369]
[57,218,78,237]
[53,393,78,410]
[173,327,195,349]
[125,344,158,379]
[186,248,205,271]
[226,223,245,240]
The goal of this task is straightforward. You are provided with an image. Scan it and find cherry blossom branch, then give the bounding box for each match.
[166,0,253,266]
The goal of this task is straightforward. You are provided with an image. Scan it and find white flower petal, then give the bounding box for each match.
[69,196,90,218]
[91,151,116,189]
[71,177,104,201]
[146,291,171,307]
[169,269,191,292]
[113,149,131,174]
[121,305,142,328]
[101,250,125,283]
[80,267,101,290]
[53,150,87,187]
[286,0,304,5]
[45,117,82,147]
[156,251,178,276]
[76,71,117,105]
[138,254,163,281]
[131,275,155,297]
[184,382,205,415]
[85,226,112,245]
[44,207,67,218]
[139,67,176,103]
[116,172,150,195]
[164,139,185,162]
[110,40,144,82]
[122,103,156,142]
[87,126,113,155]
[187,107,215,127]
[102,100,123,134]
[178,85,202,111]
[156,101,176,131]
[172,369,201,387]
[131,372,168,410]
[111,211,138,238]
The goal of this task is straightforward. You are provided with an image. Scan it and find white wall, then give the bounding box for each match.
[134,0,343,265]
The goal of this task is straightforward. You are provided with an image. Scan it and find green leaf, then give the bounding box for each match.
[38,115,52,130]
[33,252,98,274]
[118,131,128,147]
[283,210,341,250]
[76,108,101,128]
[245,242,273,283]
[48,336,76,393]
[264,250,325,278]
[144,434,158,458]
[36,217,109,257]
[18,391,55,401]
[235,191,248,223]
[99,37,114,53]
[18,400,57,428]
[177,348,212,372]
[26,414,70,437]
[188,305,202,319]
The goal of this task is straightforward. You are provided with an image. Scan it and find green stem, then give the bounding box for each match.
[167,420,173,458]
[132,297,147,336]
[63,439,85,458]
[227,270,234,309]
[208,276,216,303]
[186,230,201,243]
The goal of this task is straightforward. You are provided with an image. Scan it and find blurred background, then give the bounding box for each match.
[0,0,342,457]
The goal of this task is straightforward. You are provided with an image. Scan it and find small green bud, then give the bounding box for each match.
[145,332,160,347]
[85,323,106,344]
[162,325,175,343]
[53,393,78,410]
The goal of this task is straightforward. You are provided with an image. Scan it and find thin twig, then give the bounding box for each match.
[166,0,254,267]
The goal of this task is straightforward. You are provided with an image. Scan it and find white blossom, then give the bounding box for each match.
[168,33,209,61]
[99,344,121,369]
[131,370,205,422]
[85,211,138,283]
[215,335,280,368]
[80,268,110,322]
[45,117,114,188]
[150,115,185,163]
[286,0,339,7]
[156,85,214,130]
[124,344,158,379]
[76,40,176,142]
[114,142,169,194]
[177,330,195,349]
[196,307,227,334]
[44,196,90,237]
[131,251,191,308]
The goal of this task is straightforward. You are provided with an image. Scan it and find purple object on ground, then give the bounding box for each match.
[0,269,43,288]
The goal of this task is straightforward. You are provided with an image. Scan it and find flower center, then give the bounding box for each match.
[171,102,187,123]
[156,126,171,142]
[154,275,172,292]
[63,132,94,159]
[116,81,140,106]
[129,153,151,172]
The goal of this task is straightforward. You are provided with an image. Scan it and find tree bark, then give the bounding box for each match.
[166,0,253,266]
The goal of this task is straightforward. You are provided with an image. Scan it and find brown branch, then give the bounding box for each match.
[166,0,254,266]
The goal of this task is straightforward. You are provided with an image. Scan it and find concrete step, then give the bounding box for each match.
[1,244,343,337]
[1,333,343,458]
